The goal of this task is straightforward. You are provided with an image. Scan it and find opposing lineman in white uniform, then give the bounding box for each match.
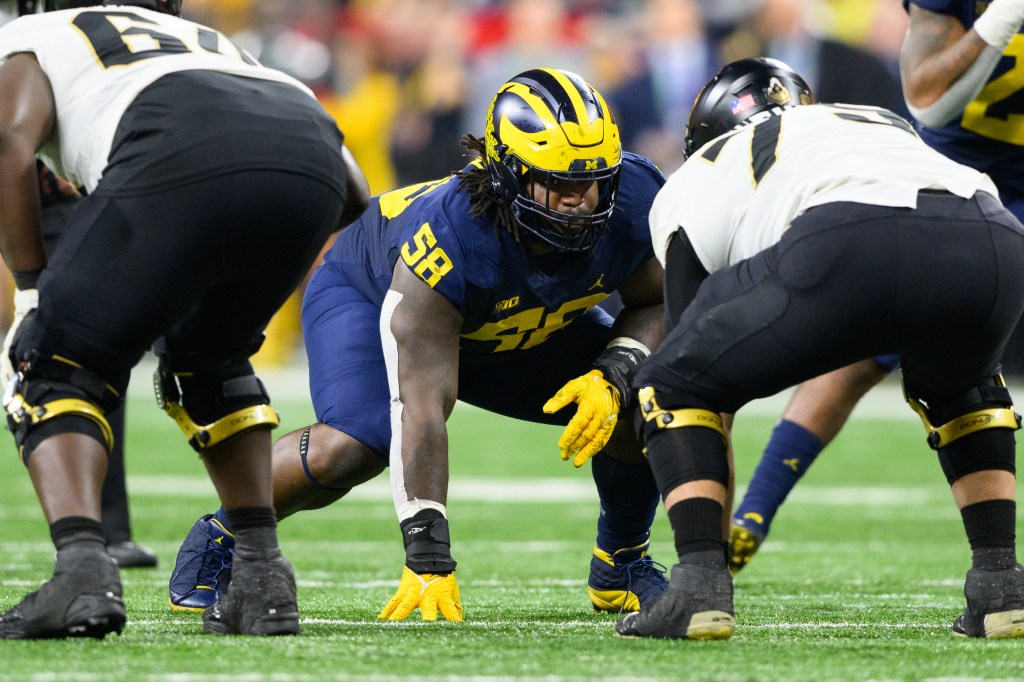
[649,103,997,271]
[0,0,368,640]
[615,57,1024,641]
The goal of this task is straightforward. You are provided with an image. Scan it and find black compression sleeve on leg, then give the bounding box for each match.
[938,429,1016,484]
[645,425,730,495]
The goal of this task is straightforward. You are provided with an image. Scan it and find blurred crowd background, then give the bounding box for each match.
[0,0,910,365]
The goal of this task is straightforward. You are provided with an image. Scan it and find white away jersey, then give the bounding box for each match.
[0,6,315,191]
[649,104,1000,273]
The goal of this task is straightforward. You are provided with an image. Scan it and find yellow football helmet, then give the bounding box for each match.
[485,68,621,252]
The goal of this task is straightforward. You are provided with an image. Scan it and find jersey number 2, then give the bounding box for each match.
[961,35,1024,145]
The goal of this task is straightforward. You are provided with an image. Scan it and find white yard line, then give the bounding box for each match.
[119,475,955,506]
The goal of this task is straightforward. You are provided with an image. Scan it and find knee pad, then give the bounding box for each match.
[4,353,118,462]
[635,386,730,496]
[154,355,279,452]
[903,372,1020,484]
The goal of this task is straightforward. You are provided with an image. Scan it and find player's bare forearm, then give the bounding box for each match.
[0,138,46,274]
[389,264,463,504]
[611,303,665,353]
[900,6,985,107]
[613,256,666,351]
[0,54,55,274]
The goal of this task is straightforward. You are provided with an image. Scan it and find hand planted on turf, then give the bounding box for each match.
[379,566,463,621]
[543,369,620,468]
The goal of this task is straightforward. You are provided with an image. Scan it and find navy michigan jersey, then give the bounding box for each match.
[322,152,664,357]
[907,0,1024,198]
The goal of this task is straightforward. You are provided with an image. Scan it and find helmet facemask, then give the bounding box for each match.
[489,148,620,252]
[485,68,622,253]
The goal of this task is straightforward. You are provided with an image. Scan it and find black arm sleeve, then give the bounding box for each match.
[663,228,709,328]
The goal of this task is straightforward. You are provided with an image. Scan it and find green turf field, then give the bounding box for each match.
[0,372,1022,681]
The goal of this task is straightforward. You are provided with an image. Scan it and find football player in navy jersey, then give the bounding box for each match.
[169,68,671,621]
[616,57,1024,641]
[0,0,367,639]
[728,0,1024,574]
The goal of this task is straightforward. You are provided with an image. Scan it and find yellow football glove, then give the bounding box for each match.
[379,566,463,621]
[543,369,620,468]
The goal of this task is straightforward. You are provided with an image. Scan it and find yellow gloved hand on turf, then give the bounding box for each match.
[543,369,620,468]
[378,566,463,621]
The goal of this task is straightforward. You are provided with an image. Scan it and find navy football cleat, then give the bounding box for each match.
[615,562,735,640]
[952,563,1024,638]
[168,514,235,612]
[588,543,668,613]
[0,545,125,640]
[728,518,765,575]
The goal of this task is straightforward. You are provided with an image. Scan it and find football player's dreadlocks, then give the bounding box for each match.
[455,134,523,245]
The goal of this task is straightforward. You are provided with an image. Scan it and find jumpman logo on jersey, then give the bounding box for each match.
[588,274,605,290]
[782,457,800,472]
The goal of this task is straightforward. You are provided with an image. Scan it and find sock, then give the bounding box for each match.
[667,498,726,565]
[226,506,280,559]
[50,516,106,551]
[591,452,660,553]
[961,499,1017,570]
[213,506,232,530]
[734,419,822,533]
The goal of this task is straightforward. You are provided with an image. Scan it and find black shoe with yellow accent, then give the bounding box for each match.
[952,564,1024,638]
[0,545,125,640]
[202,549,299,636]
[615,562,735,640]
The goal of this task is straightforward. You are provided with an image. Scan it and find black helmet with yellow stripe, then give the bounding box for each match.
[485,68,621,252]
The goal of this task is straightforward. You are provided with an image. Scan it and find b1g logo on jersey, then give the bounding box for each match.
[494,296,519,312]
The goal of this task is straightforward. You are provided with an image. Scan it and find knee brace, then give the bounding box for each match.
[636,386,730,496]
[903,372,1020,483]
[154,356,279,452]
[903,373,1021,449]
[4,353,119,462]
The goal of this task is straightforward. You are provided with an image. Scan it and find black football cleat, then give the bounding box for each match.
[0,545,126,640]
[615,562,735,640]
[952,563,1024,638]
[202,549,299,636]
[107,541,159,569]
